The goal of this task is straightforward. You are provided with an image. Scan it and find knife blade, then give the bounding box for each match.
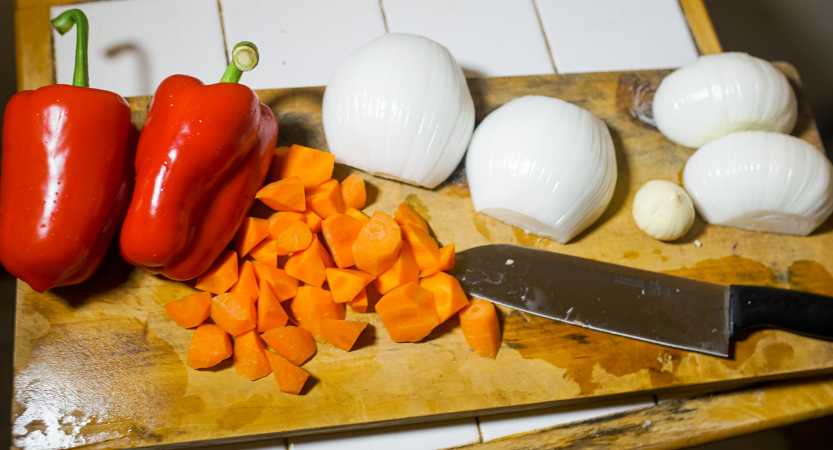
[448,244,833,357]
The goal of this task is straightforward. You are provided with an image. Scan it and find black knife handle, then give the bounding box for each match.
[729,285,833,340]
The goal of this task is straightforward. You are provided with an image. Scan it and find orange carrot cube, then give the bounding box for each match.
[420,243,456,278]
[253,263,299,302]
[249,236,278,267]
[195,250,238,294]
[187,324,232,369]
[400,224,441,271]
[256,176,306,211]
[352,211,402,276]
[326,268,375,303]
[234,217,270,258]
[265,350,310,395]
[233,330,272,380]
[419,272,469,323]
[373,242,419,294]
[321,214,363,268]
[340,173,366,209]
[257,279,289,332]
[280,144,335,190]
[261,325,317,366]
[211,292,257,336]
[375,282,439,343]
[394,203,429,232]
[290,286,345,341]
[229,260,259,298]
[164,291,212,328]
[305,178,345,219]
[321,319,368,351]
[459,299,501,359]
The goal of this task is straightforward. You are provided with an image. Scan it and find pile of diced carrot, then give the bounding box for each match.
[163,144,501,395]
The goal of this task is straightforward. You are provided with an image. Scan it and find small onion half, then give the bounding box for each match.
[322,33,475,189]
[683,131,833,235]
[466,96,617,244]
[653,52,797,148]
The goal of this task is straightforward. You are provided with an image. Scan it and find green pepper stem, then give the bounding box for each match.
[51,9,90,88]
[220,41,260,84]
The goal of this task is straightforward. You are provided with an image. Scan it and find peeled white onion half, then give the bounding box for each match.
[322,33,475,189]
[653,52,797,148]
[683,131,833,235]
[466,95,617,244]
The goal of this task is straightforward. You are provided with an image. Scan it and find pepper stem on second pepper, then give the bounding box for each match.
[51,9,90,88]
[220,42,260,84]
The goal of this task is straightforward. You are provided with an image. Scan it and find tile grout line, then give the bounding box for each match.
[474,416,485,445]
[216,0,230,65]
[531,0,558,74]
[378,0,390,33]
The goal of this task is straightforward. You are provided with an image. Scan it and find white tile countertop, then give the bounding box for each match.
[48,1,703,448]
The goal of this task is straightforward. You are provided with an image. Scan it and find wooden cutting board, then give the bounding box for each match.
[12,64,833,450]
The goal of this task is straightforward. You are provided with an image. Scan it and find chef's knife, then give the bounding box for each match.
[448,244,833,357]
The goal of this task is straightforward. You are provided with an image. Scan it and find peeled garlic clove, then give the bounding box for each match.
[466,95,617,244]
[683,131,833,235]
[322,33,475,189]
[653,52,797,148]
[632,180,695,241]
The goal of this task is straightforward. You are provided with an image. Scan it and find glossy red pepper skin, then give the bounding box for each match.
[0,85,138,292]
[120,74,277,280]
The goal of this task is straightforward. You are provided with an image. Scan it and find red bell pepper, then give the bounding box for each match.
[0,9,138,293]
[120,42,278,281]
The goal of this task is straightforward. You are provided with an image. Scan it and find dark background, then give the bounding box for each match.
[1,0,832,448]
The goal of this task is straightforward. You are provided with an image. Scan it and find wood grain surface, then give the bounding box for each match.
[13,65,833,450]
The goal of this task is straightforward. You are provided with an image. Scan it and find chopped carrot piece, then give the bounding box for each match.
[400,224,441,271]
[459,299,501,359]
[321,318,368,351]
[233,330,272,380]
[211,292,257,336]
[290,286,345,340]
[234,217,270,258]
[266,146,291,183]
[340,174,366,209]
[195,250,239,294]
[305,178,345,219]
[352,211,402,276]
[420,243,455,278]
[301,209,323,233]
[230,260,259,298]
[261,326,317,366]
[265,350,310,395]
[281,144,335,189]
[275,221,313,256]
[347,288,369,313]
[373,242,419,294]
[257,279,289,332]
[284,236,328,287]
[420,272,469,323]
[187,324,232,369]
[269,211,306,237]
[394,203,429,232]
[326,268,375,303]
[165,291,212,328]
[345,207,371,224]
[249,236,278,267]
[321,214,363,268]
[253,263,299,301]
[376,282,439,343]
[316,237,336,269]
[256,176,306,211]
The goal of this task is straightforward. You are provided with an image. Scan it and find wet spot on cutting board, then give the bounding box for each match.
[512,226,542,247]
[788,260,833,296]
[13,315,187,450]
[763,342,795,369]
[472,214,493,242]
[503,313,684,395]
[403,193,432,223]
[662,255,779,287]
[653,249,662,255]
[623,251,639,260]
[217,394,270,431]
